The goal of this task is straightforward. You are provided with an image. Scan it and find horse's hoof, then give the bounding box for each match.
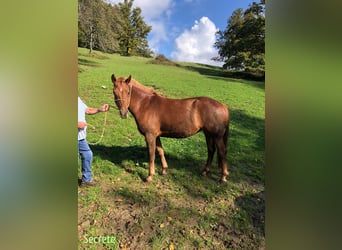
[146,176,153,182]
[219,177,227,183]
[162,169,167,175]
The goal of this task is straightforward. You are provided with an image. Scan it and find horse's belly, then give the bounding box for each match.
[159,112,202,138]
[159,126,200,138]
[161,132,197,138]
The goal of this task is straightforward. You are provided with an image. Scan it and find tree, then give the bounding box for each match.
[78,0,153,57]
[117,0,152,56]
[78,0,121,53]
[214,0,265,74]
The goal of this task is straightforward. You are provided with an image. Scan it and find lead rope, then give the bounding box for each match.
[87,110,108,145]
[89,83,131,145]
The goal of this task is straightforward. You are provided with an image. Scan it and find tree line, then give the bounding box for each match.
[78,0,265,75]
[78,0,152,57]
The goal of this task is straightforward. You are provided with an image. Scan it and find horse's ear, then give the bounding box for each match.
[111,74,116,84]
[126,75,132,84]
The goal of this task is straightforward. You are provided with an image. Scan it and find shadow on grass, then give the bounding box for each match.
[78,58,102,68]
[179,64,265,90]
[226,108,265,188]
[91,144,203,179]
[180,63,265,82]
[78,51,110,60]
[230,108,265,151]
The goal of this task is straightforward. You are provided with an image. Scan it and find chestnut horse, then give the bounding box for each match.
[111,74,230,182]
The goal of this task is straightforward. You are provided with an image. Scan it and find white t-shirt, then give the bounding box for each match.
[78,97,88,141]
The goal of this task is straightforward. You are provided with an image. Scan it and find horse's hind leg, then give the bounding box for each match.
[202,133,216,176]
[215,137,229,182]
[156,137,168,175]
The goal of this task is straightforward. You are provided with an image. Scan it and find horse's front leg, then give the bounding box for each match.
[156,137,168,175]
[145,133,156,182]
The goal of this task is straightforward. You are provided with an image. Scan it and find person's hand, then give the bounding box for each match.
[78,121,87,129]
[100,104,110,112]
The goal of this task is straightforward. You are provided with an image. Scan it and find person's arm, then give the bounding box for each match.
[85,104,110,115]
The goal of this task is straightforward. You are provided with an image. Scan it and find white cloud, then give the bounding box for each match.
[134,0,173,54]
[171,16,223,67]
[105,0,172,21]
[134,0,172,21]
[147,21,168,53]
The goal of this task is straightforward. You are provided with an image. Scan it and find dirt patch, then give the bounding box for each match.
[78,176,265,249]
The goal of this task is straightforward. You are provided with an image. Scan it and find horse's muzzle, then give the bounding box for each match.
[120,109,129,119]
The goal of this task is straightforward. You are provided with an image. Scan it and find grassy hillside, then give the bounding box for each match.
[78,47,265,249]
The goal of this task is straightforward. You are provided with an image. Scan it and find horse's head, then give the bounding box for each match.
[111,74,132,119]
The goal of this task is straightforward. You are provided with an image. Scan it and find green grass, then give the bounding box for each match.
[78,47,265,249]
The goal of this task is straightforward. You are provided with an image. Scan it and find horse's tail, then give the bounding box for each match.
[224,121,229,150]
[224,107,230,150]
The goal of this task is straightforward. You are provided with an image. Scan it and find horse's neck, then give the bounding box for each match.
[129,85,151,114]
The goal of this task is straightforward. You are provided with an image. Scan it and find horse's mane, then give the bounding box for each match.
[130,78,164,96]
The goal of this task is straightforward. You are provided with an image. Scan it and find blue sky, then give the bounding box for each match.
[107,0,253,66]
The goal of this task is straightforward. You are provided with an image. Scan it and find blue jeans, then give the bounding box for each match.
[78,139,93,182]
